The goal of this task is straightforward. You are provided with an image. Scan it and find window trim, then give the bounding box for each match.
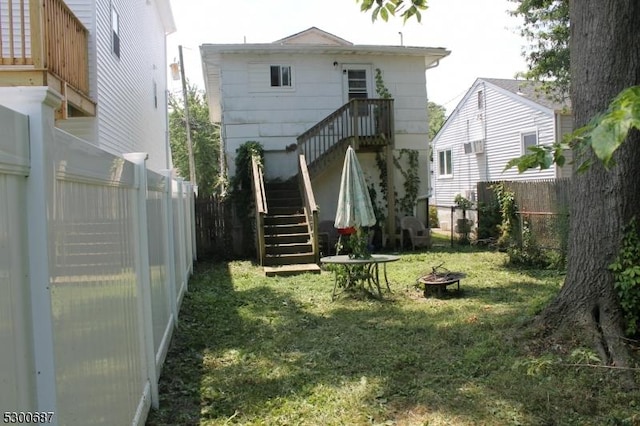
[437,149,453,178]
[521,129,539,154]
[270,65,293,88]
[111,5,120,59]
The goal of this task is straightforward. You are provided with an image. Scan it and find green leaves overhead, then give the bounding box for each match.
[169,83,221,197]
[357,0,428,23]
[505,85,640,174]
[509,0,570,100]
[589,86,640,167]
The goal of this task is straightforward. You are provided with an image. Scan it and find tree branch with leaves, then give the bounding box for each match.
[169,82,221,197]
[356,0,428,22]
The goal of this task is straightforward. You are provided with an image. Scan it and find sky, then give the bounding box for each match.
[166,0,529,114]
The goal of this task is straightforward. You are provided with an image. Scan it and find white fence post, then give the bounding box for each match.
[175,178,187,293]
[190,186,197,263]
[0,87,62,424]
[123,153,159,410]
[163,170,178,326]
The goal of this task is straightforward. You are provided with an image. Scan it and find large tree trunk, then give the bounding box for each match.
[535,1,640,369]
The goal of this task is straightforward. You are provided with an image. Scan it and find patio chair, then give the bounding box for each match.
[400,216,431,250]
[318,220,339,256]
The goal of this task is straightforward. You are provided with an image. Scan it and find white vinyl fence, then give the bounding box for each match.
[0,88,195,426]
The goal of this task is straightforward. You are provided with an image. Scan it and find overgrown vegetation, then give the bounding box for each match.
[230,141,264,256]
[374,68,392,100]
[428,205,439,228]
[169,82,220,197]
[610,218,640,337]
[393,149,420,217]
[453,194,474,245]
[476,199,501,242]
[373,69,421,220]
[493,183,519,248]
[147,246,639,425]
[509,0,570,100]
[489,183,567,270]
[372,149,421,222]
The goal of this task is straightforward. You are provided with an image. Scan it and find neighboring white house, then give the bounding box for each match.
[200,27,449,224]
[431,77,572,230]
[0,0,176,172]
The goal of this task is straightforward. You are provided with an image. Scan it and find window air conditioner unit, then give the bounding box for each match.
[472,139,485,154]
[463,140,485,155]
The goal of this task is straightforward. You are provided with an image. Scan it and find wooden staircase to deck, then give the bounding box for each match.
[297,99,393,179]
[262,181,321,277]
[253,99,396,275]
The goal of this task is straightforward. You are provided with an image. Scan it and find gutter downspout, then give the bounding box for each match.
[422,57,443,226]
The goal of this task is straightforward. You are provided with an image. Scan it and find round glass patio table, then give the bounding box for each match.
[320,254,400,300]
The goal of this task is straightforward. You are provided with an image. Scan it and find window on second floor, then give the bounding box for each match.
[111,5,120,59]
[438,149,453,178]
[270,65,291,87]
[521,130,538,154]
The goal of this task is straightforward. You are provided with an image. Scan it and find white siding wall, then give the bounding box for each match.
[220,53,429,178]
[433,82,558,227]
[218,52,430,220]
[64,0,170,171]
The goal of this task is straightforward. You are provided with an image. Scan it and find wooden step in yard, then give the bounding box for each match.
[264,263,321,277]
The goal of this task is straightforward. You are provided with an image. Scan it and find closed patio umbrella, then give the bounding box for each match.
[334,146,377,230]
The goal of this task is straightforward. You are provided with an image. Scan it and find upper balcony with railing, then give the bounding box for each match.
[0,0,94,117]
[297,98,394,176]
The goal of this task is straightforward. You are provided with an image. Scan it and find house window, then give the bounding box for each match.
[477,90,484,109]
[438,149,453,177]
[270,65,291,87]
[111,5,120,58]
[521,130,538,153]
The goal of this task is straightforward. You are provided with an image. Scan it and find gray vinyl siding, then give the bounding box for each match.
[60,1,170,171]
[92,0,169,171]
[433,80,560,209]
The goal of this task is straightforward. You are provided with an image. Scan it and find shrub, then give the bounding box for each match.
[428,205,439,228]
[609,218,640,336]
[477,200,501,242]
[506,221,548,268]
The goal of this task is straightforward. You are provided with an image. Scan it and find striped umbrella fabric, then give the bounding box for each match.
[334,146,377,230]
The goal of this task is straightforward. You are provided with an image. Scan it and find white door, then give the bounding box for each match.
[342,64,372,104]
[342,64,374,136]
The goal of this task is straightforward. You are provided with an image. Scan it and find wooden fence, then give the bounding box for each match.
[477,179,572,250]
[195,194,233,258]
[478,178,571,213]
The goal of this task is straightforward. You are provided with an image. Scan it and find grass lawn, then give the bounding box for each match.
[147,237,639,425]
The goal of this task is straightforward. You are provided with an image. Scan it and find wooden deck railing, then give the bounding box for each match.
[298,154,319,264]
[296,98,393,168]
[1,0,90,96]
[251,155,268,265]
